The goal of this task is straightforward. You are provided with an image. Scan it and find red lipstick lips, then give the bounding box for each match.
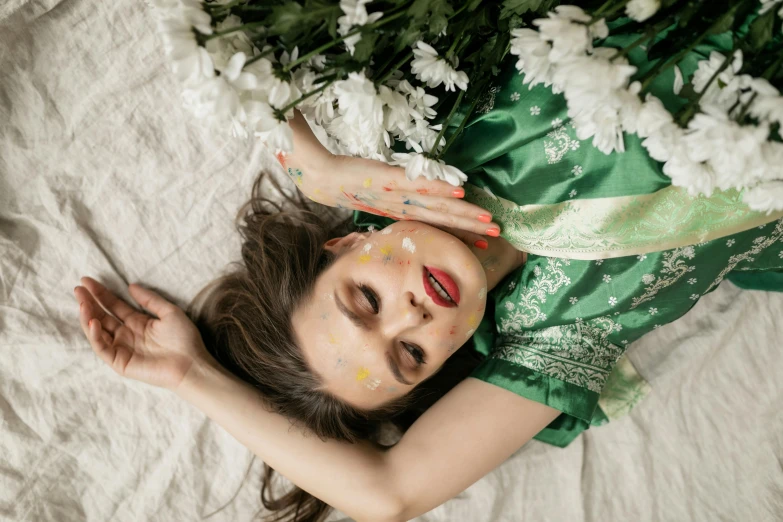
[423,266,461,308]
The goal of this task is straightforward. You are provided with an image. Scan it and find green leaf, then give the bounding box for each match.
[269,4,304,35]
[677,82,699,102]
[394,26,422,53]
[747,9,776,52]
[499,0,545,20]
[353,32,379,62]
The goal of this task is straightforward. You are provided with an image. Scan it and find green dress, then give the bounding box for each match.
[355,26,783,447]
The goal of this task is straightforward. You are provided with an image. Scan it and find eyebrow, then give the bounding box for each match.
[334,293,369,330]
[386,352,413,386]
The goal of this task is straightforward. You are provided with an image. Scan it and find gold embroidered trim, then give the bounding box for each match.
[465,184,783,260]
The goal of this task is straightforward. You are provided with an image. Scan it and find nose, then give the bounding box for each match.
[381,290,431,337]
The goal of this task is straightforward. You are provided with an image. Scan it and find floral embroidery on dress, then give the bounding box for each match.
[649,307,658,315]
[493,316,624,393]
[572,165,583,176]
[543,125,582,164]
[602,274,612,283]
[510,92,520,101]
[476,85,501,114]
[569,297,579,304]
[705,219,783,294]
[530,106,541,115]
[609,296,618,306]
[631,245,697,309]
[499,258,571,330]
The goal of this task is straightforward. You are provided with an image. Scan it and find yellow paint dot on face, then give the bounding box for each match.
[328,333,339,345]
[356,367,370,381]
[314,188,321,195]
[363,178,372,188]
[380,245,393,256]
[358,254,372,264]
[467,313,478,328]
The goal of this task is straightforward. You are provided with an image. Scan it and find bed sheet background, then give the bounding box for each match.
[1,1,782,521]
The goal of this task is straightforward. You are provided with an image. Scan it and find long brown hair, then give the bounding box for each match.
[189,170,483,522]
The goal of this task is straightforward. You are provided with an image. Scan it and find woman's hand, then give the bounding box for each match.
[295,154,501,238]
[73,277,210,391]
[283,110,501,239]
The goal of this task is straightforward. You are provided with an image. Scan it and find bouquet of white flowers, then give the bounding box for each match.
[154,0,783,212]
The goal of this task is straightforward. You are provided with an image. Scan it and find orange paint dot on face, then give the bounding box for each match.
[356,367,370,381]
[416,188,429,195]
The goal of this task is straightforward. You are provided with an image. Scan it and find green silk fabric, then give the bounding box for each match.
[354,23,783,446]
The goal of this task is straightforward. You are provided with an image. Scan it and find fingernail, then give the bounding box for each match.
[452,188,465,198]
[477,214,492,223]
[474,240,488,250]
[486,227,500,237]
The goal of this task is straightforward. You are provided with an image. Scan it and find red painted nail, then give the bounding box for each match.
[474,240,488,250]
[477,214,492,223]
[452,188,465,198]
[486,227,500,237]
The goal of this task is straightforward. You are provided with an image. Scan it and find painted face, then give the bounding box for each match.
[292,221,488,409]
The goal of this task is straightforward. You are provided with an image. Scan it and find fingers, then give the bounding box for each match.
[74,286,123,334]
[80,277,137,322]
[128,283,178,319]
[394,203,501,237]
[399,178,466,199]
[79,300,116,366]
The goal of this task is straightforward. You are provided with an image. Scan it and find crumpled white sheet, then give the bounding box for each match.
[1,1,782,521]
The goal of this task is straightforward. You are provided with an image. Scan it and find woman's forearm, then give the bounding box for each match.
[176,359,403,522]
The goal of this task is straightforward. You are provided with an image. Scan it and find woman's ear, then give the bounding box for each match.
[323,232,370,255]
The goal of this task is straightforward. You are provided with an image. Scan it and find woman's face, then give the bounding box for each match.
[292,221,488,409]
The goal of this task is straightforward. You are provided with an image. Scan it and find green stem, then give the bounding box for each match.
[611,16,674,62]
[449,1,472,20]
[736,91,758,122]
[640,1,745,92]
[429,90,465,156]
[589,0,631,24]
[375,52,414,85]
[283,9,408,72]
[274,74,340,117]
[437,80,489,158]
[675,52,733,125]
[204,21,267,41]
[243,46,277,68]
[446,33,462,59]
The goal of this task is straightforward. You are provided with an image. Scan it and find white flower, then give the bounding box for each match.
[245,100,294,152]
[673,65,684,95]
[638,254,647,261]
[410,42,469,92]
[397,80,438,120]
[338,0,383,55]
[636,94,675,138]
[743,181,783,213]
[569,189,577,198]
[572,165,583,175]
[642,274,655,284]
[510,28,555,89]
[157,10,215,86]
[692,51,744,112]
[329,72,389,159]
[379,85,415,136]
[760,0,783,16]
[603,274,612,283]
[530,106,541,115]
[726,239,736,247]
[779,251,783,259]
[595,259,604,265]
[508,281,517,290]
[609,296,618,306]
[690,294,699,301]
[510,92,520,101]
[688,278,697,284]
[551,118,563,127]
[534,6,604,63]
[649,307,658,315]
[390,153,468,186]
[662,153,718,196]
[621,340,629,345]
[569,297,579,305]
[746,79,783,127]
[626,0,661,22]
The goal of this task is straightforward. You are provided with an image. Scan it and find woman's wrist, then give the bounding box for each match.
[174,352,226,401]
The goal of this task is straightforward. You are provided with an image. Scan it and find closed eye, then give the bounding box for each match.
[358,284,380,314]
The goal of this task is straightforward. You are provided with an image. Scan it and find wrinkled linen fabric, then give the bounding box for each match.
[1,1,782,522]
